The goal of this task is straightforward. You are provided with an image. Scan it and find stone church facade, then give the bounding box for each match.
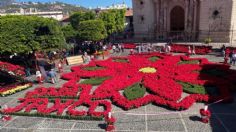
[132,0,236,43]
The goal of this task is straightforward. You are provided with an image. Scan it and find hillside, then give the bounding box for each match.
[0,1,88,14]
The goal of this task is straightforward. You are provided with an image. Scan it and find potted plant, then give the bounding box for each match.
[204,37,212,44]
[105,114,116,132]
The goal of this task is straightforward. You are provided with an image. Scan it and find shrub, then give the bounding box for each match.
[81,77,110,85]
[149,56,160,62]
[113,58,128,63]
[124,83,146,100]
[204,37,212,44]
[83,66,105,71]
[178,81,207,94]
[178,60,199,65]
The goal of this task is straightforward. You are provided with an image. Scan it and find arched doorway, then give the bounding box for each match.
[170,6,185,31]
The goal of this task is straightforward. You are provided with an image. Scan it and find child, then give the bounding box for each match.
[36,70,43,83]
[48,69,57,84]
[130,49,134,55]
[57,60,63,73]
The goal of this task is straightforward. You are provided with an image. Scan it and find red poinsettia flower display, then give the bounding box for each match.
[0,61,25,77]
[60,53,232,110]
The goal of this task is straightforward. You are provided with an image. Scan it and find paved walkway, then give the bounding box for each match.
[1,50,236,132]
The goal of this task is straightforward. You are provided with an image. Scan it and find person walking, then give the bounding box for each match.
[112,45,116,54]
[221,44,226,57]
[232,51,236,65]
[229,51,233,64]
[118,44,122,52]
[121,44,124,52]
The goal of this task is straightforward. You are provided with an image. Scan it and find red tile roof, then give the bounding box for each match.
[125,9,133,17]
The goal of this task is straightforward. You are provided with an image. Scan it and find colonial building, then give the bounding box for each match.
[132,0,236,43]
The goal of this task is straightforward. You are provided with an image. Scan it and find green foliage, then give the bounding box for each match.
[113,58,129,63]
[61,24,77,43]
[69,9,125,41]
[0,15,66,55]
[178,60,199,65]
[178,81,207,94]
[124,83,146,100]
[77,20,107,41]
[81,77,110,85]
[2,112,103,121]
[149,56,160,62]
[83,66,105,71]
[204,37,212,44]
[111,9,126,32]
[98,10,116,35]
[70,11,96,29]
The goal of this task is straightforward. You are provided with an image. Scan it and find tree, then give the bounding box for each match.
[0,15,66,55]
[77,20,107,41]
[69,11,96,29]
[61,24,77,43]
[112,9,126,32]
[98,9,125,35]
[98,11,116,35]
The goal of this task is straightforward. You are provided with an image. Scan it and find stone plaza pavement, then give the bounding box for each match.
[1,50,236,132]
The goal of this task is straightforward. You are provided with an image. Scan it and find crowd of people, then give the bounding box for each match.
[34,50,66,84]
[221,45,236,65]
[112,44,125,53]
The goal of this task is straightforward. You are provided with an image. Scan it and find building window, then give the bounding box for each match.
[137,0,144,9]
[141,16,144,21]
[212,10,220,19]
[138,15,145,24]
[140,1,144,5]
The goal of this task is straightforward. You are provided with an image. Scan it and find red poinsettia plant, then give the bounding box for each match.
[0,61,25,77]
[200,108,211,117]
[1,52,234,128]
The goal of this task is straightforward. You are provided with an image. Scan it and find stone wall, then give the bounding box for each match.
[132,0,156,39]
[198,0,233,42]
[132,0,236,44]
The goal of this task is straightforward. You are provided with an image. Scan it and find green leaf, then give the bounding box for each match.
[81,77,110,85]
[178,81,207,94]
[178,60,199,65]
[124,83,146,100]
[149,56,160,62]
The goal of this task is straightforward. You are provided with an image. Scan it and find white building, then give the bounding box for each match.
[0,8,63,21]
[96,3,128,10]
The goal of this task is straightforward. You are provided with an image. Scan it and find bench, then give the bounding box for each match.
[66,55,83,65]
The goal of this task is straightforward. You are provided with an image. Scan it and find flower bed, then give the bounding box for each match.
[0,61,32,97]
[122,43,137,49]
[1,53,234,124]
[0,61,25,77]
[171,44,212,54]
[0,83,32,97]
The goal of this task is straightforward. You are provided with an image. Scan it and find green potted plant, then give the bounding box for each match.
[204,37,212,44]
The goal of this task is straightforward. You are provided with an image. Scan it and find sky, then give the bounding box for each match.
[16,0,132,8]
